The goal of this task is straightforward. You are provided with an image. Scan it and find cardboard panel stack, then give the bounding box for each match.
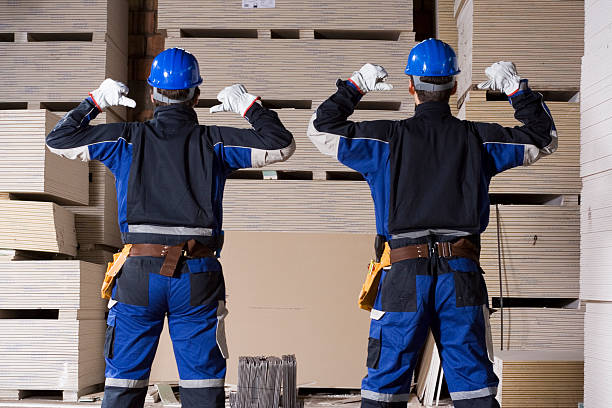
[493,350,584,408]
[0,0,128,400]
[454,0,583,99]
[580,1,612,406]
[452,0,585,403]
[150,0,414,388]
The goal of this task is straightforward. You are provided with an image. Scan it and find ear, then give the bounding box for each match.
[150,93,154,104]
[451,80,457,96]
[409,78,416,95]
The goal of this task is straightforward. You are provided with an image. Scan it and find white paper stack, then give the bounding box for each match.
[0,110,88,205]
[494,350,583,408]
[458,91,580,195]
[580,2,612,406]
[454,0,584,98]
[481,204,580,299]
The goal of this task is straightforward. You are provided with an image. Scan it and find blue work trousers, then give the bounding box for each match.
[361,252,499,408]
[102,256,227,408]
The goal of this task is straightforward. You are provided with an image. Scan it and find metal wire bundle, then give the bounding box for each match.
[232,355,299,408]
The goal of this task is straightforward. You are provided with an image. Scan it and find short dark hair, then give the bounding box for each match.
[410,75,454,103]
[151,86,200,108]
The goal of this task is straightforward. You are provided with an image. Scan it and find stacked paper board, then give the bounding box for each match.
[0,0,128,120]
[584,302,612,407]
[0,320,105,401]
[0,200,77,256]
[222,180,375,233]
[0,110,88,205]
[580,171,612,302]
[459,91,580,195]
[0,261,106,400]
[168,36,415,111]
[489,307,584,351]
[454,0,584,98]
[481,204,580,299]
[66,161,122,250]
[158,0,412,31]
[436,0,458,52]
[196,108,413,173]
[0,261,105,311]
[581,4,612,407]
[151,231,373,388]
[493,350,583,408]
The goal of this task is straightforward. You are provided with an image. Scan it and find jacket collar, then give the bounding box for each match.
[153,104,199,124]
[414,101,452,118]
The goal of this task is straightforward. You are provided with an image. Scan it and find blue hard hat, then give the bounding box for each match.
[147,48,203,90]
[405,38,460,77]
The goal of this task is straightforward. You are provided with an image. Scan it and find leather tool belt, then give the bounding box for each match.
[101,240,216,299]
[130,240,216,277]
[389,238,480,265]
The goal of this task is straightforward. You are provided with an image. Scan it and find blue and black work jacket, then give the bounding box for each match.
[46,98,295,247]
[308,79,557,244]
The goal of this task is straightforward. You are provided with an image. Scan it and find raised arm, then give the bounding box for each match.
[308,64,395,175]
[475,62,558,176]
[209,84,295,170]
[45,79,135,165]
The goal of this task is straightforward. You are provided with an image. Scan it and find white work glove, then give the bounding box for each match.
[89,78,136,110]
[348,63,394,94]
[210,84,260,117]
[477,61,521,96]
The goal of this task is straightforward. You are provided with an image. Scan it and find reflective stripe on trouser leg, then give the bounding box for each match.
[168,267,227,408]
[361,267,434,404]
[432,260,499,403]
[103,270,168,408]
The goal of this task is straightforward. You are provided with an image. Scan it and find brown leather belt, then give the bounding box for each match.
[129,239,216,277]
[389,238,480,265]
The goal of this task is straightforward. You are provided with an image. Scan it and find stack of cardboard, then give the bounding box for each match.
[580,1,612,406]
[493,350,583,408]
[454,0,583,98]
[0,0,128,400]
[453,0,583,345]
[150,0,414,388]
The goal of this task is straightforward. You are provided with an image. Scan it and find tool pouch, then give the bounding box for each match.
[101,244,133,300]
[358,242,390,311]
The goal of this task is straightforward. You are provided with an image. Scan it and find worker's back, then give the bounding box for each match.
[388,102,482,236]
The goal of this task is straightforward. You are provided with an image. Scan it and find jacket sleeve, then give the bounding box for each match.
[212,103,295,170]
[475,81,558,177]
[45,98,131,169]
[307,80,393,175]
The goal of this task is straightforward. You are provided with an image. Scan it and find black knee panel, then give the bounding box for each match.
[453,395,500,408]
[361,398,408,408]
[179,386,225,408]
[101,386,147,408]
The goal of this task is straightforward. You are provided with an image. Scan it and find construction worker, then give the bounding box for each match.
[308,39,556,408]
[46,48,295,408]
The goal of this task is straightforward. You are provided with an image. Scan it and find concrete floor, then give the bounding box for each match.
[0,392,454,408]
